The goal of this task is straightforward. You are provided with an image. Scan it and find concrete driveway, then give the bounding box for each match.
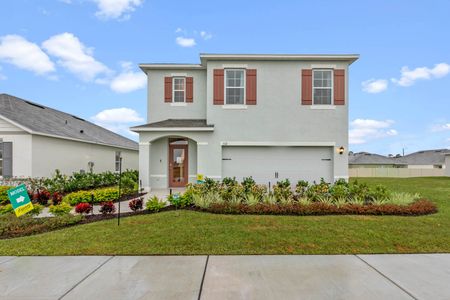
[0,254,448,299]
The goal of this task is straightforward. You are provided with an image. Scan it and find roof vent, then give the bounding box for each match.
[72,115,85,121]
[80,130,84,134]
[25,101,45,109]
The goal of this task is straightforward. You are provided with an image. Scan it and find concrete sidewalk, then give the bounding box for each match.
[0,254,448,299]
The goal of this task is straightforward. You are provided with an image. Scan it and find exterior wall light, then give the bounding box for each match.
[338,146,345,155]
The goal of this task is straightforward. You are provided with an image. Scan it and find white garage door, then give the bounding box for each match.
[222,146,333,185]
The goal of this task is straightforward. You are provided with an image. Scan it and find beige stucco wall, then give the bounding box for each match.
[141,59,352,189]
[445,154,450,176]
[349,167,445,178]
[31,135,138,178]
[146,69,207,122]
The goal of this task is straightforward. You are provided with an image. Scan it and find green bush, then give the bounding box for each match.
[49,203,72,216]
[0,186,11,205]
[146,196,166,212]
[0,204,13,215]
[27,203,44,217]
[63,187,124,206]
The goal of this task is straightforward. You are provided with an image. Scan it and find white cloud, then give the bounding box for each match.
[93,0,143,20]
[175,36,196,47]
[392,63,450,87]
[92,107,143,123]
[110,71,146,93]
[361,79,388,93]
[200,31,213,40]
[175,27,184,33]
[0,34,55,75]
[349,119,398,144]
[42,32,110,81]
[92,107,143,137]
[431,123,450,132]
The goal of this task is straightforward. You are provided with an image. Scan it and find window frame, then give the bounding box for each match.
[0,140,3,177]
[225,69,246,105]
[115,151,122,172]
[172,77,186,103]
[312,69,333,105]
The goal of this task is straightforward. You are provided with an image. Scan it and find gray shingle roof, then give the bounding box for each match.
[0,94,138,150]
[349,152,405,165]
[349,149,450,166]
[401,149,450,165]
[131,119,213,129]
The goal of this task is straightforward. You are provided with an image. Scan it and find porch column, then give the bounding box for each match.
[139,141,151,192]
[196,142,209,179]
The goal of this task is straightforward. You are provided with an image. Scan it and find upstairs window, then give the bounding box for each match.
[225,69,245,105]
[313,70,333,105]
[172,77,185,103]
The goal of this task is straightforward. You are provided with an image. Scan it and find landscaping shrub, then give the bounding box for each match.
[32,189,51,205]
[205,199,437,216]
[63,187,129,206]
[49,203,72,216]
[99,201,116,215]
[0,214,83,239]
[51,192,63,205]
[146,196,166,212]
[0,204,13,215]
[181,176,437,216]
[0,186,11,205]
[75,203,93,214]
[129,198,143,211]
[27,203,44,217]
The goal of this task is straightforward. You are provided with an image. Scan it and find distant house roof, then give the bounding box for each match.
[349,152,405,165]
[0,94,138,150]
[401,149,450,165]
[349,149,450,166]
[131,119,214,132]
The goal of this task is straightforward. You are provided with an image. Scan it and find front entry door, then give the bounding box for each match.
[168,139,189,187]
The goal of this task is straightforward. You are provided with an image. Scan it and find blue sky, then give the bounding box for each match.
[0,0,449,155]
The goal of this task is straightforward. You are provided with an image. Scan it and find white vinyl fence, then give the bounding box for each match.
[349,168,445,178]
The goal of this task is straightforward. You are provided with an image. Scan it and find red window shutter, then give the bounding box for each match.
[186,77,194,102]
[301,69,312,105]
[246,69,257,105]
[334,69,345,105]
[164,77,172,102]
[213,69,224,105]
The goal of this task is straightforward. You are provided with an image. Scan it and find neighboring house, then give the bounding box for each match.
[349,152,406,168]
[0,94,138,178]
[401,149,449,169]
[132,53,359,190]
[349,149,450,169]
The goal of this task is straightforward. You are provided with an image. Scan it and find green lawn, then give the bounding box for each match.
[0,177,449,255]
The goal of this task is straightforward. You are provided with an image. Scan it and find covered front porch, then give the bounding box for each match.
[131,119,217,191]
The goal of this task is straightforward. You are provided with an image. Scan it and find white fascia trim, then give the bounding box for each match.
[170,102,187,107]
[311,64,337,69]
[139,64,205,70]
[197,142,209,145]
[0,115,138,151]
[221,141,337,147]
[139,142,151,146]
[150,174,167,177]
[222,105,248,110]
[222,64,248,68]
[310,105,336,110]
[132,127,214,132]
[171,73,188,77]
[205,175,222,179]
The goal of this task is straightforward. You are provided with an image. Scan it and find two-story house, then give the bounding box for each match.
[132,54,359,191]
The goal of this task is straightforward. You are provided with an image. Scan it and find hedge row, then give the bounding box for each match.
[204,199,437,216]
[63,187,126,206]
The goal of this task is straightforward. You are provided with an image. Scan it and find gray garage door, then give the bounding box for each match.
[222,146,333,185]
